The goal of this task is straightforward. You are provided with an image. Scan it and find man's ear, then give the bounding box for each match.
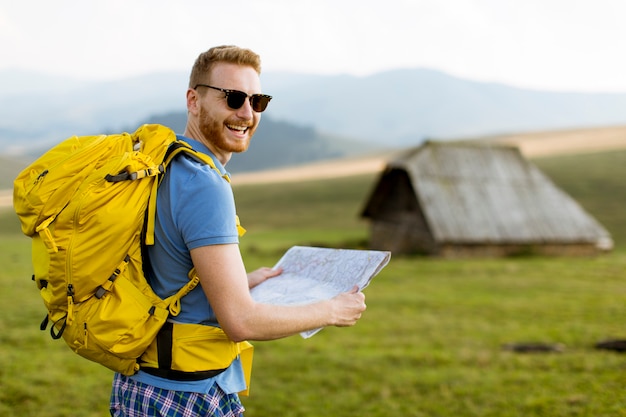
[186,88,199,115]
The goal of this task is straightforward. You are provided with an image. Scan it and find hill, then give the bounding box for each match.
[141,112,381,173]
[1,113,382,180]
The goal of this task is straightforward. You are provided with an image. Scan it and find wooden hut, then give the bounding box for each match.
[361,141,613,257]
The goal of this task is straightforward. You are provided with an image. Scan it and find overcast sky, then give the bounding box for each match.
[2,0,625,93]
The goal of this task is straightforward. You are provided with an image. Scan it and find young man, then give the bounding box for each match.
[110,45,367,417]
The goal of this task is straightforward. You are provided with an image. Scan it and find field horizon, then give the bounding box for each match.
[231,124,626,185]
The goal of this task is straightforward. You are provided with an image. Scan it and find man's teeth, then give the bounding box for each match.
[227,124,247,132]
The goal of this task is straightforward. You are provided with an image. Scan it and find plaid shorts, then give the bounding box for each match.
[110,373,245,417]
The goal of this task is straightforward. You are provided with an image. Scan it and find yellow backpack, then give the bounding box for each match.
[13,124,222,375]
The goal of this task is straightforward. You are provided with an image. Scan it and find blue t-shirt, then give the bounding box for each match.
[131,136,246,394]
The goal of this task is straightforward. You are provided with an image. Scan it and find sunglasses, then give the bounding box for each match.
[194,84,272,112]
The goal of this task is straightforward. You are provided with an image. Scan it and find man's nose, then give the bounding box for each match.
[235,98,254,119]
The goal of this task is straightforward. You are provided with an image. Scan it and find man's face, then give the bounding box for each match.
[196,63,262,155]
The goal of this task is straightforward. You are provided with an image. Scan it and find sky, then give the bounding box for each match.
[2,0,626,93]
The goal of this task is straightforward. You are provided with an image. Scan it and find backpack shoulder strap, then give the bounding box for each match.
[143,136,233,246]
[163,140,231,183]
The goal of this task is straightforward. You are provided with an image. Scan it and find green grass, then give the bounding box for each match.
[0,236,113,417]
[1,149,626,416]
[245,254,626,417]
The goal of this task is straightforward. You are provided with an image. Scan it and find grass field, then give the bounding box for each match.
[0,149,625,416]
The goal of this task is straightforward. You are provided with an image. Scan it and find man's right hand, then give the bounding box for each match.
[329,286,366,327]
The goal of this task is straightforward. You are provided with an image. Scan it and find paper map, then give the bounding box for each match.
[249,246,391,338]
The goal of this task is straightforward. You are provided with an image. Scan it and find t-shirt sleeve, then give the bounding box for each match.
[168,155,239,249]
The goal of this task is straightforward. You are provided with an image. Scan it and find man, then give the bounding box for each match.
[110,45,367,417]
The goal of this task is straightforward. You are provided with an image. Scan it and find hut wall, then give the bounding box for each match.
[363,168,437,254]
[369,211,435,254]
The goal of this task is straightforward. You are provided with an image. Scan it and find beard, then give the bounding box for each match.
[198,104,254,154]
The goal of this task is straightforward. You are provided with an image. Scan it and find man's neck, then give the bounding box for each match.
[183,124,231,165]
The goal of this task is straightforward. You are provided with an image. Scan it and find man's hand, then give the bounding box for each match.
[329,286,366,327]
[247,266,283,289]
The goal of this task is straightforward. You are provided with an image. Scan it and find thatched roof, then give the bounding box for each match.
[363,141,613,250]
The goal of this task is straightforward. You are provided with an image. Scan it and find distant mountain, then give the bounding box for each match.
[0,71,188,153]
[3,67,626,154]
[261,69,626,144]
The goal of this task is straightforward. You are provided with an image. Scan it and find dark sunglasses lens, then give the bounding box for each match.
[225,91,247,110]
[251,95,271,112]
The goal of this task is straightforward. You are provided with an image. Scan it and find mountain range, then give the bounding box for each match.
[3,67,626,166]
